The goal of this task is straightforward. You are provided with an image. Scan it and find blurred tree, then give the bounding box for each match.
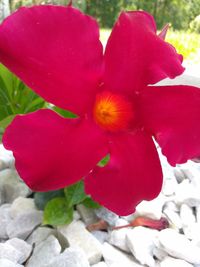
[0,0,10,22]
[85,0,124,27]
[5,0,200,30]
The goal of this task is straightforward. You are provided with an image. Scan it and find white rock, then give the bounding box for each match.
[0,144,14,170]
[0,258,23,267]
[196,206,200,223]
[76,204,98,225]
[58,220,102,265]
[158,228,200,264]
[109,227,131,252]
[173,168,186,183]
[183,223,200,241]
[7,210,43,239]
[102,242,142,267]
[175,179,200,207]
[160,256,193,267]
[10,197,37,218]
[163,208,182,229]
[180,204,196,226]
[26,226,56,246]
[126,226,159,267]
[92,262,108,267]
[26,235,61,267]
[0,185,4,205]
[163,201,179,212]
[92,230,108,244]
[180,163,200,188]
[0,204,12,239]
[153,247,168,261]
[136,194,165,220]
[95,207,119,226]
[162,177,178,196]
[6,238,32,264]
[113,218,129,228]
[0,243,23,264]
[73,210,81,220]
[0,169,31,203]
[108,264,142,267]
[41,246,90,267]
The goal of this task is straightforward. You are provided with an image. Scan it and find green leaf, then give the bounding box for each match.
[64,180,87,207]
[0,114,15,129]
[53,106,77,118]
[98,154,110,167]
[0,115,16,142]
[0,64,45,120]
[34,189,65,210]
[43,197,73,226]
[82,197,101,209]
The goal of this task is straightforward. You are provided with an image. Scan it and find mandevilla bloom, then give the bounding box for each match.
[1,5,200,215]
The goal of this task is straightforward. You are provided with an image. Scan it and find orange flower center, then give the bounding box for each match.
[93,91,134,131]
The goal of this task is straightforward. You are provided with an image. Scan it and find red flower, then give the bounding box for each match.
[1,6,200,215]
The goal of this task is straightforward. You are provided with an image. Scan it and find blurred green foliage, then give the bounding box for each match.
[10,0,200,30]
[0,64,45,141]
[166,30,200,60]
[190,15,200,33]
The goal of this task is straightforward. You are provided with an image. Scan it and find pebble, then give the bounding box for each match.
[180,163,200,188]
[41,246,90,267]
[153,247,168,261]
[109,225,131,252]
[10,197,36,218]
[135,194,165,220]
[92,230,108,244]
[0,169,31,203]
[6,210,43,239]
[73,210,81,220]
[26,226,56,246]
[160,256,193,267]
[162,176,178,196]
[183,222,200,241]
[0,243,24,264]
[196,205,200,223]
[163,201,179,212]
[180,204,196,226]
[76,204,98,225]
[102,242,142,267]
[0,144,14,170]
[158,228,200,264]
[173,167,186,183]
[58,220,102,265]
[0,258,23,267]
[0,204,12,239]
[6,238,32,264]
[95,207,119,226]
[126,226,159,267]
[92,262,108,267]
[26,235,61,267]
[163,207,182,229]
[175,179,200,207]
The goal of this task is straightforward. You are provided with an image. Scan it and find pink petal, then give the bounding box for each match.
[103,11,184,95]
[140,85,200,165]
[3,109,108,191]
[85,131,163,215]
[0,6,103,115]
[158,24,170,40]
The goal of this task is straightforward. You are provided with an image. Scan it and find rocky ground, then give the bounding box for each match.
[1,143,200,267]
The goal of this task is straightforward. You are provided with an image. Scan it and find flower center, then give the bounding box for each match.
[93,91,134,131]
